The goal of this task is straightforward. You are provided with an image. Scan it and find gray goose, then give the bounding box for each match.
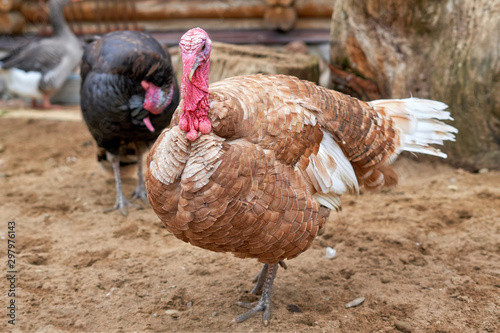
[0,0,83,109]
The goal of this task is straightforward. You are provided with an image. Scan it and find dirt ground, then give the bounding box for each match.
[0,106,499,333]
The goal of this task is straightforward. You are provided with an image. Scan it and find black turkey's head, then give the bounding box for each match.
[140,71,175,132]
[141,81,174,115]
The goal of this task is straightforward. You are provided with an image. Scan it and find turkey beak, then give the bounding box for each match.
[188,58,201,82]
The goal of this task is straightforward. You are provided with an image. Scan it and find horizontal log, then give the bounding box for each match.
[23,18,332,38]
[20,0,265,22]
[296,1,334,17]
[20,0,332,23]
[266,0,294,6]
[0,12,24,34]
[264,6,297,31]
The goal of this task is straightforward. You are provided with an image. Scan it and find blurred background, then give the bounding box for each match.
[1,0,499,170]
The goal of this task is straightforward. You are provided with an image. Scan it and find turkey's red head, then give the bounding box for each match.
[178,28,212,141]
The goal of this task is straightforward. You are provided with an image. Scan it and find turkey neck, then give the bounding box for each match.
[181,66,209,114]
[179,53,212,141]
[48,0,72,37]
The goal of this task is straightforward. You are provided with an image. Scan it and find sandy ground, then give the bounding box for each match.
[0,106,499,333]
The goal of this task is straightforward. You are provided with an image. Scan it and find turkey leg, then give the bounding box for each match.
[130,143,149,205]
[251,261,287,295]
[231,262,279,326]
[104,152,134,216]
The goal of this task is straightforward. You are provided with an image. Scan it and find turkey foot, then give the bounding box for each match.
[130,184,149,204]
[230,263,279,326]
[104,194,141,217]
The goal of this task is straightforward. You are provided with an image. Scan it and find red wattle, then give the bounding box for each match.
[186,129,198,141]
[179,113,190,132]
[198,116,212,134]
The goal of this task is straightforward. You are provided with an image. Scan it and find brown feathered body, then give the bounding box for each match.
[146,74,456,263]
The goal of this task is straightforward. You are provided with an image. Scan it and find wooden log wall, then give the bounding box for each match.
[1,0,333,35]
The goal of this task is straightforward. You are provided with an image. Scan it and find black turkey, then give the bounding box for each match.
[80,30,180,215]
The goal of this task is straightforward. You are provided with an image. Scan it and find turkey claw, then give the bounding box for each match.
[103,205,128,216]
[231,298,271,326]
[130,187,150,206]
[236,300,258,309]
[103,200,142,216]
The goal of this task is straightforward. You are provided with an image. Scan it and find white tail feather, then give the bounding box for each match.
[303,131,359,210]
[403,144,448,158]
[313,193,342,211]
[369,97,457,158]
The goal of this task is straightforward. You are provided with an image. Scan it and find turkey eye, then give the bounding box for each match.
[201,44,205,51]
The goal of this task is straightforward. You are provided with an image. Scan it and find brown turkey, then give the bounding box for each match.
[145,28,457,325]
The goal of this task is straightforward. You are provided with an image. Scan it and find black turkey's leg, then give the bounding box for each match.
[130,143,149,205]
[104,152,130,216]
[231,262,279,326]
